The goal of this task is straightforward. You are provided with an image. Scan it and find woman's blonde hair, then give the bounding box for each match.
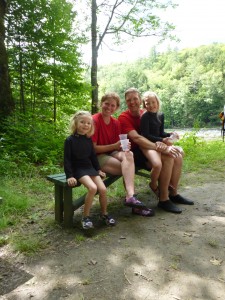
[70,110,94,137]
[101,92,120,108]
[142,91,161,110]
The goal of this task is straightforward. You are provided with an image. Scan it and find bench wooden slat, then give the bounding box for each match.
[47,173,68,186]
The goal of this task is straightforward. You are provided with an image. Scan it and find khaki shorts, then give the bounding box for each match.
[97,151,119,168]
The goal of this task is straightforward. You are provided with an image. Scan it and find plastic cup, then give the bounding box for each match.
[170,133,178,143]
[119,134,127,140]
[120,139,129,151]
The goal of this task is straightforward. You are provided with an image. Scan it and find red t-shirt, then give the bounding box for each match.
[118,109,145,149]
[92,113,121,147]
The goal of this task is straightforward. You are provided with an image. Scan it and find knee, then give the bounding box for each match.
[152,161,162,171]
[174,155,183,166]
[125,151,134,161]
[98,185,107,195]
[88,185,97,195]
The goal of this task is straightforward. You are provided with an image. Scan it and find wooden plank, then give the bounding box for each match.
[55,185,63,223]
[63,187,74,228]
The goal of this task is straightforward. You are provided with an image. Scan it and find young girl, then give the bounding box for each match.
[140,91,183,197]
[64,110,116,229]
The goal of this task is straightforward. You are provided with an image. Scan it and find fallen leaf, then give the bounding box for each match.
[210,258,223,266]
[183,232,192,237]
[88,259,97,265]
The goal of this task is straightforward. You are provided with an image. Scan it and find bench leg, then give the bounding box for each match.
[63,187,74,228]
[55,185,63,223]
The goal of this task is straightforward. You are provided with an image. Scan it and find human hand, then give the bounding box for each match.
[162,137,173,146]
[163,146,181,158]
[67,177,77,187]
[115,140,123,151]
[155,141,168,152]
[99,170,106,178]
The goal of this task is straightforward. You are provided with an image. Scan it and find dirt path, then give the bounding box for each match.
[1,180,225,300]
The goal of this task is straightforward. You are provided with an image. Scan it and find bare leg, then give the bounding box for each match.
[100,156,123,176]
[141,149,162,191]
[112,151,135,199]
[79,176,97,217]
[169,154,183,196]
[100,152,135,198]
[92,175,107,215]
[158,154,174,201]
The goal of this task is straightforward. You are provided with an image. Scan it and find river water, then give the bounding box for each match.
[171,128,223,141]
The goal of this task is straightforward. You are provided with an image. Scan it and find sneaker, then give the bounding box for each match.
[157,200,182,214]
[124,196,146,209]
[81,216,94,229]
[100,214,116,226]
[169,194,194,205]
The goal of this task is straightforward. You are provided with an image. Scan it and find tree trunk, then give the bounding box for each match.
[91,0,98,114]
[0,0,14,125]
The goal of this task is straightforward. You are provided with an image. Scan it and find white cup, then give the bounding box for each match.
[120,139,129,151]
[119,134,127,140]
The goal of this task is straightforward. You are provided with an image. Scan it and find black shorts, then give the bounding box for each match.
[133,147,148,169]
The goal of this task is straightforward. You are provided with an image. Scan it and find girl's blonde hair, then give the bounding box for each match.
[142,91,161,110]
[101,92,121,108]
[70,110,94,137]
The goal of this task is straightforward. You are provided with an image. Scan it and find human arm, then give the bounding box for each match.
[64,137,78,186]
[129,129,180,158]
[93,141,121,154]
[64,137,74,179]
[90,140,102,171]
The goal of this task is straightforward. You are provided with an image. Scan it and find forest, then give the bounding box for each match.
[0,0,225,172]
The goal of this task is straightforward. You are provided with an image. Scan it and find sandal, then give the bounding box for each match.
[132,207,155,217]
[124,196,147,209]
[100,214,116,226]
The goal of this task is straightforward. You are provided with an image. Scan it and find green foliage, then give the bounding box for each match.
[4,0,91,126]
[98,44,225,128]
[0,114,67,175]
[178,134,225,173]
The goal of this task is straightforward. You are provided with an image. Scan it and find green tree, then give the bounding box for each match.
[6,0,89,122]
[0,0,14,128]
[80,0,177,113]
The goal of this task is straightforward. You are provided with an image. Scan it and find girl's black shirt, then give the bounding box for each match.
[140,111,170,143]
[64,134,100,180]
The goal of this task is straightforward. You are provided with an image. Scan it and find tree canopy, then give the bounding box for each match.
[98,44,225,127]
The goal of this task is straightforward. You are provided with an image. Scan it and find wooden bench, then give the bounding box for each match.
[47,168,150,228]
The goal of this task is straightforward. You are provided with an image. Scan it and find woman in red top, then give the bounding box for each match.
[92,92,154,217]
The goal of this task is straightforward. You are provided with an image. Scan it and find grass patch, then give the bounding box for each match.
[12,234,48,254]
